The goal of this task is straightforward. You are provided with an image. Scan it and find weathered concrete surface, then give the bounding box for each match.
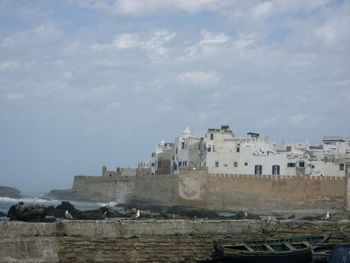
[1,220,350,262]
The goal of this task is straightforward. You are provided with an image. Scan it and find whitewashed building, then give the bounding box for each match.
[141,126,349,177]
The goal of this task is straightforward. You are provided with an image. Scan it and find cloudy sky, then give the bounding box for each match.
[0,0,349,192]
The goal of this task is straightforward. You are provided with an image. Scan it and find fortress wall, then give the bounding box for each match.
[73,176,135,200]
[1,220,349,263]
[133,175,179,205]
[205,174,344,210]
[71,169,345,210]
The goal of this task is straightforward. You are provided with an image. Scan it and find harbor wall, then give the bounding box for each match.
[205,173,344,210]
[73,175,135,201]
[133,174,179,204]
[1,220,349,263]
[72,169,345,210]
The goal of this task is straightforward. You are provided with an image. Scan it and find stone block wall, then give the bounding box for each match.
[205,174,344,210]
[1,220,350,263]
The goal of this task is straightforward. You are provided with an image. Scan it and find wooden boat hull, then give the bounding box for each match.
[225,251,311,263]
[213,236,320,263]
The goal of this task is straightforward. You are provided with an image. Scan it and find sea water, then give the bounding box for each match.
[0,193,107,214]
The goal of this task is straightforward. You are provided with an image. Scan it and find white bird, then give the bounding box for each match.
[65,210,73,220]
[244,211,248,217]
[324,211,330,220]
[135,210,140,219]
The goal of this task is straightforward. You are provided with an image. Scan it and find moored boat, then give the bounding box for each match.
[213,235,329,263]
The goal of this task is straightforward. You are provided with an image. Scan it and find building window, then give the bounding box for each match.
[286,146,292,152]
[181,142,185,149]
[215,161,219,167]
[299,161,305,168]
[158,160,162,167]
[151,162,155,167]
[175,148,178,154]
[210,133,214,140]
[340,163,345,171]
[245,162,248,166]
[255,165,262,175]
[178,161,182,166]
[234,162,238,167]
[207,146,211,152]
[287,163,296,168]
[272,165,280,175]
[236,147,240,153]
[183,161,187,166]
[151,152,155,157]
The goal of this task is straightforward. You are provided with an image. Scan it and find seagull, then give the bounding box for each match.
[324,211,330,220]
[65,210,73,220]
[135,210,140,219]
[244,211,248,218]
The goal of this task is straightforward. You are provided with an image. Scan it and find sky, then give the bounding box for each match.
[0,0,349,192]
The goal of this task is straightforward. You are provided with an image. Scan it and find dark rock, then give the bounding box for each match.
[0,211,6,217]
[287,214,296,219]
[300,215,323,221]
[0,186,21,198]
[55,201,79,218]
[7,203,46,222]
[229,211,260,220]
[166,206,220,219]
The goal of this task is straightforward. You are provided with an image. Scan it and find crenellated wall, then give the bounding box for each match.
[72,167,346,210]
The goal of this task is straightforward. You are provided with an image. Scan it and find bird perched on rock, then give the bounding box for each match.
[65,210,73,220]
[323,211,330,220]
[135,210,140,219]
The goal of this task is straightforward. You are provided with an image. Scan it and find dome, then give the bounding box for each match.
[183,126,192,137]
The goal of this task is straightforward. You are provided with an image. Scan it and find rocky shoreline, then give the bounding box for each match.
[3,198,350,222]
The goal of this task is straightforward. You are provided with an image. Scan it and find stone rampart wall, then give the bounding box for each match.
[1,220,350,262]
[73,176,135,201]
[133,174,179,204]
[71,169,345,210]
[204,173,344,210]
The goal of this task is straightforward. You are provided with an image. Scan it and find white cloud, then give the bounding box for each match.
[113,0,225,16]
[112,30,176,59]
[250,0,334,20]
[186,31,229,56]
[177,71,219,85]
[62,71,73,80]
[113,33,140,49]
[5,92,26,101]
[0,60,19,71]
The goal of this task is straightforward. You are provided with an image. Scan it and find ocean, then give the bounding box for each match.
[0,193,118,216]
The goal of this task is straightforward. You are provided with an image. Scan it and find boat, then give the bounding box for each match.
[213,235,329,263]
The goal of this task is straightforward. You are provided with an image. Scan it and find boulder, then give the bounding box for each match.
[166,206,220,219]
[7,202,46,222]
[55,201,79,218]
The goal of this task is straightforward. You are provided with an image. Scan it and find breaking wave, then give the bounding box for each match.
[0,196,60,204]
[97,201,118,207]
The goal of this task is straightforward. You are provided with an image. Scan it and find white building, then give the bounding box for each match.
[141,126,349,177]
